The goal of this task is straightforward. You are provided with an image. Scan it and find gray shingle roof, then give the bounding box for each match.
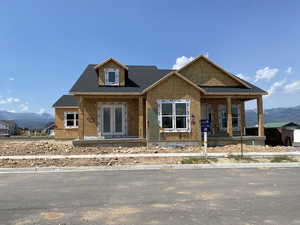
[69,64,266,95]
[69,65,173,93]
[52,95,79,108]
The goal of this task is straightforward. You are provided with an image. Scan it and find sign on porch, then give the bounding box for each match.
[201,119,211,132]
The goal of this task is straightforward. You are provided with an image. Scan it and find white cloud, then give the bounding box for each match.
[6,97,20,103]
[7,109,16,113]
[286,67,293,74]
[38,108,46,114]
[236,73,251,82]
[204,52,209,58]
[19,103,29,112]
[172,56,194,70]
[283,81,300,93]
[0,97,20,104]
[255,67,279,82]
[9,77,15,81]
[265,79,286,98]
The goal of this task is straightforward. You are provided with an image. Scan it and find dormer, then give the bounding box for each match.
[94,58,128,86]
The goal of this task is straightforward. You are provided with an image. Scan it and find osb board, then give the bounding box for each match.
[179,57,241,86]
[83,98,139,137]
[55,129,79,139]
[97,61,125,86]
[146,75,201,142]
[55,108,79,139]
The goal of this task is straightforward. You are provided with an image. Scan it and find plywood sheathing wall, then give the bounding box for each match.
[83,97,139,137]
[55,108,79,139]
[146,75,201,142]
[98,61,126,86]
[179,58,241,86]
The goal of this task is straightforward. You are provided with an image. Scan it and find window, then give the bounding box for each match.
[219,104,240,130]
[104,68,119,86]
[158,100,190,132]
[64,112,79,128]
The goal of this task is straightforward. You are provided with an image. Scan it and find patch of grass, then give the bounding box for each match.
[270,156,298,163]
[227,154,258,162]
[181,157,213,164]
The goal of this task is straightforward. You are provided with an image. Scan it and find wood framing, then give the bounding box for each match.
[226,97,233,136]
[257,96,265,136]
[138,96,144,138]
[240,101,246,135]
[78,96,84,140]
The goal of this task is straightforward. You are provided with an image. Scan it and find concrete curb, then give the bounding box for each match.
[1,151,300,160]
[1,162,300,174]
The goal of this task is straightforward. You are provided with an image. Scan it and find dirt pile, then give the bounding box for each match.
[0,140,292,156]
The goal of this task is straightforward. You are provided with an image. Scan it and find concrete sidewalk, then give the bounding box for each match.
[1,151,300,160]
[1,162,300,174]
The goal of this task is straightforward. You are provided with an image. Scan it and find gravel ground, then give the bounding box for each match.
[0,140,293,156]
[0,157,184,168]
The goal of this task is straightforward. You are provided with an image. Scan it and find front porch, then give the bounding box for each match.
[75,94,265,147]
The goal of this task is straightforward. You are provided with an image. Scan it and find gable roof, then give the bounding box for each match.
[178,55,251,89]
[142,71,207,94]
[69,58,267,96]
[94,58,128,70]
[52,95,79,108]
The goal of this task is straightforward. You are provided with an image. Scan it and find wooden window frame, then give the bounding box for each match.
[157,99,191,133]
[104,68,119,86]
[64,112,79,129]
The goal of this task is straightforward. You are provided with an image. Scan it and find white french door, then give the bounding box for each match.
[101,104,126,136]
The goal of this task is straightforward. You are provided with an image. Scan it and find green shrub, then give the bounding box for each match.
[227,154,257,162]
[270,156,298,163]
[181,157,214,164]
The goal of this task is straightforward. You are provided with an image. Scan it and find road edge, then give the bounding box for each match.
[1,162,300,174]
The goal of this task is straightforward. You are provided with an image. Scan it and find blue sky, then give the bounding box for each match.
[0,0,300,114]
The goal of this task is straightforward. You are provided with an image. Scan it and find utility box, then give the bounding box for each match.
[293,129,300,147]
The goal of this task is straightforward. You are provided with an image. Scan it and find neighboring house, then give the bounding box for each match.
[0,120,18,136]
[247,122,300,146]
[43,122,55,136]
[0,121,9,136]
[53,55,267,146]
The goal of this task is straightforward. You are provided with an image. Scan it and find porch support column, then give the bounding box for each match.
[226,97,233,136]
[138,96,144,138]
[257,96,265,136]
[240,101,245,135]
[78,96,84,140]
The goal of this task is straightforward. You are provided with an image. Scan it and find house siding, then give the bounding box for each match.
[179,58,241,86]
[146,75,201,142]
[55,108,79,139]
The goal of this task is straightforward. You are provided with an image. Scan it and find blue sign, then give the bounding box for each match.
[201,119,211,132]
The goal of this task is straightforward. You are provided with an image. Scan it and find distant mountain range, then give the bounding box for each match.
[0,105,300,129]
[0,111,54,129]
[246,105,300,127]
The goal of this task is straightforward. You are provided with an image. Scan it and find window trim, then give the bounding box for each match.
[64,112,79,129]
[104,68,119,86]
[157,99,191,133]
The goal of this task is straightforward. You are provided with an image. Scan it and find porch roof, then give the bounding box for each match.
[52,95,79,108]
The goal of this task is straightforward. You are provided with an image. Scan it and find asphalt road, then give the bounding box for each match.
[1,168,300,225]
